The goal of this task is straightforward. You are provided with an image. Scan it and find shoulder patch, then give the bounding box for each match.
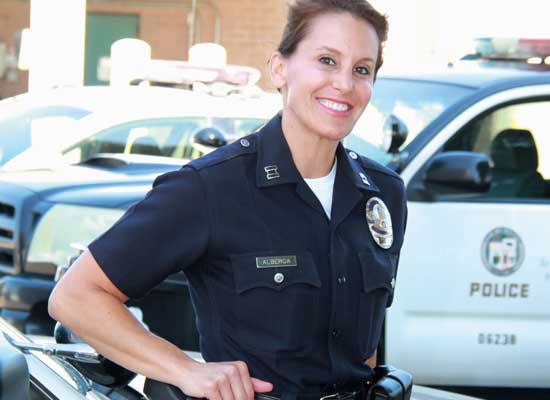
[189,133,257,171]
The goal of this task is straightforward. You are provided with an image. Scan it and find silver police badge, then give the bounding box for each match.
[366,197,393,249]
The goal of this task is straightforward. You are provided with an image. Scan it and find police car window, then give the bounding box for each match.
[345,78,473,165]
[444,99,550,199]
[61,117,267,163]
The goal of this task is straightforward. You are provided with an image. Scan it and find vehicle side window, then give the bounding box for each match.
[444,99,550,200]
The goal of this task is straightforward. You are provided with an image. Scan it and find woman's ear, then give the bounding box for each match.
[269,51,287,90]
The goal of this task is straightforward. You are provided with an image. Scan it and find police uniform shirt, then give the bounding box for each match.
[89,114,408,395]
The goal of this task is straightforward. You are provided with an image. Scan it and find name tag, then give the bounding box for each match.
[256,255,298,268]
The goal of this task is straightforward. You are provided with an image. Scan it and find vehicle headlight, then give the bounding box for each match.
[27,204,125,275]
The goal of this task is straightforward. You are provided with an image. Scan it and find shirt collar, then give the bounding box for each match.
[256,114,302,188]
[255,113,379,194]
[336,143,380,193]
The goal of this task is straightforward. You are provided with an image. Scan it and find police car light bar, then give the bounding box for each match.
[98,57,262,88]
[462,37,550,65]
[145,60,262,86]
[101,41,263,87]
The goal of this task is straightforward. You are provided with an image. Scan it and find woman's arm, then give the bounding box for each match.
[365,350,377,369]
[48,249,272,400]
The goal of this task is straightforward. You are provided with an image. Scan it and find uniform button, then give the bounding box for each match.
[240,138,250,147]
[390,277,396,289]
[331,329,340,338]
[349,151,358,160]
[274,273,285,284]
[337,276,347,284]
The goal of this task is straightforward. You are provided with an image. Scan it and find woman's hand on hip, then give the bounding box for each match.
[178,360,273,400]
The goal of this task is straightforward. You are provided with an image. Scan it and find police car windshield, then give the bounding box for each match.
[0,106,91,166]
[345,78,474,165]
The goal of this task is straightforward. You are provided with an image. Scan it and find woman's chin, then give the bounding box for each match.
[316,126,352,142]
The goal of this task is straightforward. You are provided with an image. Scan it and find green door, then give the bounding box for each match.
[84,13,139,85]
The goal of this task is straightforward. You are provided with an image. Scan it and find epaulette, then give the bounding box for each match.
[189,132,258,171]
[356,152,403,183]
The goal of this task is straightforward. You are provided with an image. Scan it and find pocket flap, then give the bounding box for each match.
[230,251,321,294]
[358,250,398,293]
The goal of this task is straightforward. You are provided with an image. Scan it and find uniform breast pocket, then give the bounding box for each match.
[227,251,321,353]
[356,250,398,359]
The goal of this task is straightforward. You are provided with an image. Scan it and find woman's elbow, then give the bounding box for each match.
[48,281,71,322]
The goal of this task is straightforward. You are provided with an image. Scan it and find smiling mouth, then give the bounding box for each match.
[318,98,352,113]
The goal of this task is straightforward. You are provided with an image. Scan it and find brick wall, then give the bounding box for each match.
[0,0,286,98]
[0,0,30,98]
[216,0,286,91]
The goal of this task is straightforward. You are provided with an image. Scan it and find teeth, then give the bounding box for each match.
[319,99,349,112]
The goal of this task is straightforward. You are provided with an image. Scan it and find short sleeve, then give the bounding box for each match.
[387,186,408,308]
[88,166,210,298]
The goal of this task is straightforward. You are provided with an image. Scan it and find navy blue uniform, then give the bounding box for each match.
[89,114,407,395]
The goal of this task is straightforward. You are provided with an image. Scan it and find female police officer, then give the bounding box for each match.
[49,1,407,399]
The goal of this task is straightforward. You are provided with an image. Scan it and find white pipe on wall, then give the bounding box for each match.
[28,0,86,91]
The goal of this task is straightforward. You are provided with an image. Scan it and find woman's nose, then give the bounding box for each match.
[332,70,354,92]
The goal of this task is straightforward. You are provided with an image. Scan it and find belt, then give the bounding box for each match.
[256,393,361,400]
[255,383,370,400]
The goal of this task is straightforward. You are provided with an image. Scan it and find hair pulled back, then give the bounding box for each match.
[277,0,389,75]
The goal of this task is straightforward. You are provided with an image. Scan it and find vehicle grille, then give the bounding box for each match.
[0,201,15,273]
[0,202,15,218]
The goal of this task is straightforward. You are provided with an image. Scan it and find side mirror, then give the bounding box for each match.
[425,151,491,192]
[193,127,227,147]
[382,115,408,154]
[191,126,227,157]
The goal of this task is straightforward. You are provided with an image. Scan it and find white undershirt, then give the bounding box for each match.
[304,158,337,219]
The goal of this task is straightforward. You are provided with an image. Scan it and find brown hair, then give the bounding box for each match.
[277,0,389,75]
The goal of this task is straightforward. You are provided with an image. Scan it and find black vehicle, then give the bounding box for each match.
[0,156,201,349]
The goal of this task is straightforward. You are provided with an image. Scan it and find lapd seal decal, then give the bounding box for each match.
[366,197,393,249]
[481,227,524,276]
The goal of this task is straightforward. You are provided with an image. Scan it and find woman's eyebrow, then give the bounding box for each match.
[314,46,375,63]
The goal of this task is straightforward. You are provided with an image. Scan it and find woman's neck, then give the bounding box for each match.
[282,112,338,179]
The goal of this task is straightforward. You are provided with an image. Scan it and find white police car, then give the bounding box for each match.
[346,65,550,392]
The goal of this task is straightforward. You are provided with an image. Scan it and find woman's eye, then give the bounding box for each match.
[355,66,370,76]
[319,56,336,66]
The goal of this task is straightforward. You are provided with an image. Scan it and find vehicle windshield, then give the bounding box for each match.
[344,78,475,165]
[60,116,267,164]
[0,105,91,166]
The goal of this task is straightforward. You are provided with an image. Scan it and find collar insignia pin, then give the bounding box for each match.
[359,172,370,185]
[366,197,393,249]
[264,165,280,180]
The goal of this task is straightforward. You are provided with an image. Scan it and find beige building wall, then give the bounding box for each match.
[0,0,286,99]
